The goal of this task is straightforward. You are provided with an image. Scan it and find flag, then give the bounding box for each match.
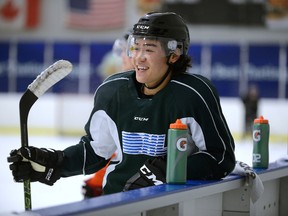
[0,0,40,30]
[66,0,125,30]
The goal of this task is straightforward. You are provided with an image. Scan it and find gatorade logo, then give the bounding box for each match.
[253,130,261,142]
[176,138,187,151]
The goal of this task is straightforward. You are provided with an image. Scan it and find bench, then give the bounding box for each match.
[20,162,288,216]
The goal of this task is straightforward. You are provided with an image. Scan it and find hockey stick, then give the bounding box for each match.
[18,60,73,210]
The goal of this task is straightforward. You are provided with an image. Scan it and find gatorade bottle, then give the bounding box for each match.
[252,116,270,169]
[166,119,188,184]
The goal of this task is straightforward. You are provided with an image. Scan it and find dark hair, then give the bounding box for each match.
[170,55,192,76]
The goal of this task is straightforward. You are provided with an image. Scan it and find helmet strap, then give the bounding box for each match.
[144,67,171,90]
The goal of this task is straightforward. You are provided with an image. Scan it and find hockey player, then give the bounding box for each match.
[8,12,236,194]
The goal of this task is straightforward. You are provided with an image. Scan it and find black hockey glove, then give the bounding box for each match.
[7,146,64,186]
[123,157,166,191]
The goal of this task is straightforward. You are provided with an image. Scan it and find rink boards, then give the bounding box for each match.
[0,41,288,98]
[17,161,288,216]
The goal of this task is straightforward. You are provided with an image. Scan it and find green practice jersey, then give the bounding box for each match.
[61,71,235,194]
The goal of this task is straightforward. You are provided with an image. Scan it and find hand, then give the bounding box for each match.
[7,146,64,186]
[123,157,166,191]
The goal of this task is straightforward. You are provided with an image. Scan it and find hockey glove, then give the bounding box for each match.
[8,146,64,186]
[123,157,166,191]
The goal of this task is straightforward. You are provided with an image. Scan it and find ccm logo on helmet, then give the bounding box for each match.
[136,24,149,30]
[140,164,164,185]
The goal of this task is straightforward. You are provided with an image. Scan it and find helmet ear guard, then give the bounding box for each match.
[167,40,184,56]
[167,40,177,51]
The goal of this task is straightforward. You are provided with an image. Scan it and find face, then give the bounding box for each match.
[130,38,169,86]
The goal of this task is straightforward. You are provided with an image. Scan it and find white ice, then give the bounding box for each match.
[0,135,287,214]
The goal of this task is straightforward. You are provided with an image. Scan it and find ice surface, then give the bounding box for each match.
[0,135,287,214]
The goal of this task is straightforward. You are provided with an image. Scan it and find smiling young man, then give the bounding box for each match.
[8,12,236,195]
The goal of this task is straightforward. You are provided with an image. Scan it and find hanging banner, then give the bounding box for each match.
[0,0,40,30]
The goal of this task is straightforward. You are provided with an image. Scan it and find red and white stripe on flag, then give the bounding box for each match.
[0,0,40,30]
[66,0,125,30]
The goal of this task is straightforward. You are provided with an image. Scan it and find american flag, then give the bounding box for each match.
[66,0,125,30]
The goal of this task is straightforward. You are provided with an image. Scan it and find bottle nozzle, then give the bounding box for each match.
[254,116,268,124]
[170,119,187,129]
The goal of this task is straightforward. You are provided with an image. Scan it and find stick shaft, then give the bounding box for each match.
[19,90,38,210]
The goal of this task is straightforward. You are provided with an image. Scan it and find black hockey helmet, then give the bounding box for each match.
[131,12,190,55]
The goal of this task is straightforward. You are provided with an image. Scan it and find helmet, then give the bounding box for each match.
[131,12,190,55]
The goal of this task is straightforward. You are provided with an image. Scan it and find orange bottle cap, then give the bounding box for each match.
[170,119,187,129]
[254,115,268,124]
